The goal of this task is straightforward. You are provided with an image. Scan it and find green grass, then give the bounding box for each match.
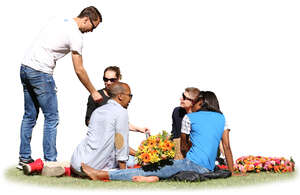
[5,167,297,190]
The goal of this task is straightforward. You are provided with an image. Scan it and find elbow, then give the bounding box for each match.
[75,68,85,76]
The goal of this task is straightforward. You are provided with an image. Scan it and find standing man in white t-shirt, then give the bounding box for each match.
[18,6,103,169]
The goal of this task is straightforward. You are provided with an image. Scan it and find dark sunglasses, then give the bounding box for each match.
[182,93,194,102]
[123,93,133,98]
[103,77,118,82]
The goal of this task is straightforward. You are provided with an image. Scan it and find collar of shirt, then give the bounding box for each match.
[108,99,123,108]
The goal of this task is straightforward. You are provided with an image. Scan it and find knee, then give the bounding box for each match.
[23,111,38,124]
[44,112,59,126]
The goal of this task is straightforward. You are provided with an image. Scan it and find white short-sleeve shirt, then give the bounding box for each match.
[22,18,83,74]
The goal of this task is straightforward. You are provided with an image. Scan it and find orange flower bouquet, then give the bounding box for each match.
[135,130,175,171]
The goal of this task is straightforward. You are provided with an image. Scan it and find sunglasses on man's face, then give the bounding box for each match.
[182,93,194,102]
[122,93,133,99]
[103,77,118,82]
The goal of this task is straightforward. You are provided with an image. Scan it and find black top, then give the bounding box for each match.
[171,107,187,139]
[85,89,110,126]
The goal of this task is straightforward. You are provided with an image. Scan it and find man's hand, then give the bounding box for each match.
[138,127,150,134]
[91,91,103,103]
[71,51,101,100]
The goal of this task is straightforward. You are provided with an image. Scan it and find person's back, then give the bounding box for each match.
[71,99,129,172]
[171,106,187,139]
[186,111,225,171]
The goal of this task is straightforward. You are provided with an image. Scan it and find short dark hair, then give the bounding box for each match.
[78,6,102,22]
[104,66,122,80]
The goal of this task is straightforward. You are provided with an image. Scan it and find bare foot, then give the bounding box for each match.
[132,176,159,183]
[81,163,109,181]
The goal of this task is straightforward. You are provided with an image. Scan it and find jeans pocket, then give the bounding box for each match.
[29,72,57,95]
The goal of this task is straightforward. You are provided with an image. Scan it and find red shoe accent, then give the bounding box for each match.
[217,164,228,170]
[128,164,141,169]
[29,158,44,172]
[64,167,71,176]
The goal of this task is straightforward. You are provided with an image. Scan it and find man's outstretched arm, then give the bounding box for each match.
[71,51,102,103]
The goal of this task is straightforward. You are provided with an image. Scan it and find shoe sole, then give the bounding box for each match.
[42,165,65,177]
[16,164,23,170]
[17,161,28,170]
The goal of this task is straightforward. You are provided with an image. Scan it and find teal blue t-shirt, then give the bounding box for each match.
[186,111,225,171]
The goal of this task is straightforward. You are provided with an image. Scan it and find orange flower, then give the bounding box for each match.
[148,139,156,148]
[274,166,280,173]
[149,149,158,155]
[162,140,173,151]
[141,153,151,163]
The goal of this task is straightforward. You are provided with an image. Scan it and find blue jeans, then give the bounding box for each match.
[19,65,59,161]
[109,158,209,181]
[126,155,136,168]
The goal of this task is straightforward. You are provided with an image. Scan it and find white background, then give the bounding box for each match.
[0,0,299,194]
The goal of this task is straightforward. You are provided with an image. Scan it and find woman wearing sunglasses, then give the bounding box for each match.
[85,66,121,126]
[85,66,148,132]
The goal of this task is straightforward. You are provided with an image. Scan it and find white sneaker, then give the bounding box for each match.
[41,163,65,177]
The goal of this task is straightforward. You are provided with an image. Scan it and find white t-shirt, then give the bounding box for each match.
[22,18,83,74]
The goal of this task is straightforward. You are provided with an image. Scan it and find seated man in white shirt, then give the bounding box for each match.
[71,82,133,176]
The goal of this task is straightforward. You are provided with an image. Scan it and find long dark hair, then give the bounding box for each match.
[198,91,223,114]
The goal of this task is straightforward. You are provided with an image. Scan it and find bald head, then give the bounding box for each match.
[108,82,130,98]
[108,82,132,109]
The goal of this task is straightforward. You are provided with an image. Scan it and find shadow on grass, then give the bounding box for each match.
[4,166,297,190]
